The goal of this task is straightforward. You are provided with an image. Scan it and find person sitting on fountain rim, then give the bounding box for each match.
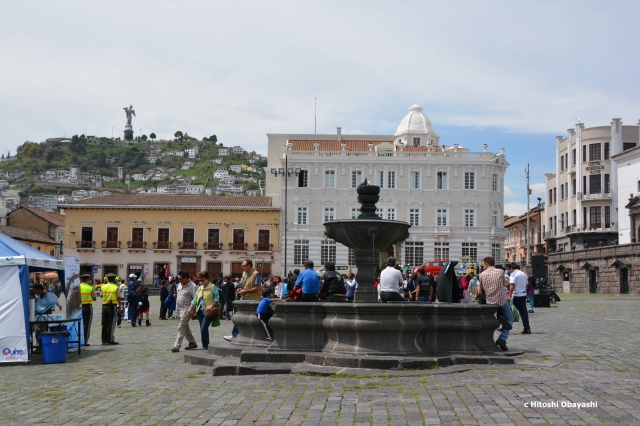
[478,256,513,351]
[320,262,346,302]
[379,257,405,302]
[294,259,321,302]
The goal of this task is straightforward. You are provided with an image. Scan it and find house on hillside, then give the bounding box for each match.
[212,158,223,164]
[217,147,229,156]
[185,184,205,194]
[229,164,242,173]
[232,146,244,154]
[182,161,195,170]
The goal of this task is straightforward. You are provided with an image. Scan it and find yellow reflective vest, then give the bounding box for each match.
[80,283,94,305]
[101,283,119,305]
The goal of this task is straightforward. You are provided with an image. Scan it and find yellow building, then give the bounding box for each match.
[0,225,59,257]
[61,195,280,284]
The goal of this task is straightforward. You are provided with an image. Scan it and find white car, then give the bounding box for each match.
[314,265,352,279]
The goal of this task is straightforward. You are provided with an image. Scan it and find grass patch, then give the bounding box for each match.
[402,364,441,371]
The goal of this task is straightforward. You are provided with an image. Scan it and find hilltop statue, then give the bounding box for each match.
[123,104,136,127]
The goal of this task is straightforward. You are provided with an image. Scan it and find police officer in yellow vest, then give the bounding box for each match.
[101,273,121,345]
[80,274,96,346]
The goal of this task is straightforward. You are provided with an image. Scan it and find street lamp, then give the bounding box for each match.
[270,154,300,278]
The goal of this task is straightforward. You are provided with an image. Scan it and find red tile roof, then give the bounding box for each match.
[13,206,65,227]
[64,195,274,208]
[0,225,56,244]
[287,140,442,152]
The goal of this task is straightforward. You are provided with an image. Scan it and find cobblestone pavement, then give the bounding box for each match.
[1,293,639,425]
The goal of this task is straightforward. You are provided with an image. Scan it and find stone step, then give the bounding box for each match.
[183,351,218,367]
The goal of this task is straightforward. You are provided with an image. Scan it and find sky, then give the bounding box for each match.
[2,1,639,215]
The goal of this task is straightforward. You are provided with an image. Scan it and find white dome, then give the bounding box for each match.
[395,104,435,136]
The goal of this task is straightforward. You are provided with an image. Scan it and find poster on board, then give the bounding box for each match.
[64,256,82,346]
[0,266,28,363]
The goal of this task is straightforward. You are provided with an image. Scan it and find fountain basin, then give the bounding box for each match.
[323,219,410,249]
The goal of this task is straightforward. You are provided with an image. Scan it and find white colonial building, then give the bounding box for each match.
[265,105,510,273]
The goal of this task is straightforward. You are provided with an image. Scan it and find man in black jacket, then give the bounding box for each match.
[221,278,236,320]
[320,263,346,302]
[159,280,169,320]
[287,269,299,294]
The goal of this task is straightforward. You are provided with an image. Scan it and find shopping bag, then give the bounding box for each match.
[164,292,176,310]
[511,303,520,322]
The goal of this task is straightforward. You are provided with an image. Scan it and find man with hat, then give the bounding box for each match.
[378,257,404,302]
[101,273,121,345]
[80,274,96,346]
[319,262,346,302]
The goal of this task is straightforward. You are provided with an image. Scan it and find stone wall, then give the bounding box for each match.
[547,243,639,294]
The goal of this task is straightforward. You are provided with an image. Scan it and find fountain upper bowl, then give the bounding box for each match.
[323,219,411,250]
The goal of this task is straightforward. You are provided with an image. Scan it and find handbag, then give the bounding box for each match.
[199,286,219,319]
[475,293,486,305]
[511,303,520,322]
[163,292,176,310]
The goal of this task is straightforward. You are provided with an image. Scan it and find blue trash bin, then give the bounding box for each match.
[39,332,69,364]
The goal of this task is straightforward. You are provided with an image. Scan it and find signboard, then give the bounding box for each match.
[65,256,82,347]
[91,265,98,274]
[181,257,197,263]
[587,161,604,175]
[129,265,143,270]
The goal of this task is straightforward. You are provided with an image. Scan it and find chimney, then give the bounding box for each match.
[337,127,342,142]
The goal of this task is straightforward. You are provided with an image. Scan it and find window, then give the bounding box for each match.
[572,178,576,196]
[573,209,576,226]
[387,171,396,189]
[589,174,601,194]
[410,171,420,189]
[207,229,220,249]
[492,243,501,260]
[604,174,610,194]
[492,211,498,227]
[583,207,587,228]
[434,242,449,260]
[462,242,478,262]
[324,170,335,188]
[404,242,424,267]
[131,227,144,248]
[436,209,448,226]
[80,227,93,248]
[572,149,576,165]
[297,207,308,225]
[106,227,118,248]
[582,145,586,163]
[321,240,336,264]
[589,206,601,228]
[376,171,384,187]
[560,184,564,200]
[298,170,308,188]
[351,208,358,219]
[604,143,610,160]
[437,171,448,190]
[294,240,309,265]
[549,189,553,204]
[623,142,637,151]
[376,208,384,218]
[324,207,335,222]
[583,176,587,194]
[464,172,475,190]
[412,137,421,146]
[257,230,270,250]
[492,174,498,191]
[157,228,170,249]
[605,206,611,228]
[386,208,396,220]
[351,170,362,188]
[565,154,568,170]
[348,248,355,266]
[182,228,195,249]
[464,209,475,227]
[409,208,420,226]
[560,155,564,171]
[589,143,601,161]
[553,188,556,203]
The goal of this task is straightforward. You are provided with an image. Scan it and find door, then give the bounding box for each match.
[231,262,243,278]
[256,261,271,277]
[207,262,222,279]
[589,270,597,293]
[181,263,197,279]
[620,268,629,294]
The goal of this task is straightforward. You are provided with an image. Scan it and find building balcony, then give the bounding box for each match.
[577,191,612,200]
[75,240,95,251]
[434,226,450,234]
[153,241,171,251]
[127,241,147,251]
[101,241,120,251]
[543,230,557,239]
[228,242,248,251]
[254,243,273,252]
[178,241,197,252]
[204,242,222,251]
[490,227,509,238]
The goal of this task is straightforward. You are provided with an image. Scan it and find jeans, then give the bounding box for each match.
[128,305,138,325]
[168,309,174,318]
[528,295,535,310]
[418,297,430,303]
[496,302,513,341]
[231,323,238,338]
[324,295,344,302]
[196,310,213,349]
[380,291,404,302]
[300,293,319,302]
[82,304,92,345]
[512,296,531,331]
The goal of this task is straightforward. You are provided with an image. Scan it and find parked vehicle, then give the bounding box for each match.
[412,260,449,276]
[315,264,352,279]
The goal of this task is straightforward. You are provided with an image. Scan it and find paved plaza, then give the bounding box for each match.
[1,293,639,425]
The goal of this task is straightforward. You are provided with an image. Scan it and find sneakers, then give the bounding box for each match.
[496,339,508,351]
[223,335,233,342]
[521,329,532,334]
[497,314,512,330]
[528,310,534,313]
[185,342,198,350]
[266,337,274,341]
[110,341,119,345]
[171,347,179,352]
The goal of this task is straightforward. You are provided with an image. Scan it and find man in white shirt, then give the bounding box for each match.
[508,263,531,334]
[378,257,404,302]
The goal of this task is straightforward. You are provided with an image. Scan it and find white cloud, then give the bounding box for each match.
[504,202,529,216]
[530,183,547,200]
[504,185,517,200]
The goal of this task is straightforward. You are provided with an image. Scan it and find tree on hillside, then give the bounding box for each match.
[141,134,148,142]
[149,133,156,141]
[70,135,86,154]
[209,135,217,143]
[174,131,183,141]
[23,143,42,158]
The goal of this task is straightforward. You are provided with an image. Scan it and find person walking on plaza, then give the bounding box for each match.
[117,279,127,327]
[478,257,513,351]
[320,262,346,302]
[221,277,236,320]
[167,280,176,319]
[378,257,405,302]
[293,259,321,302]
[79,274,96,346]
[189,271,218,350]
[527,275,536,313]
[224,259,261,341]
[127,283,142,327]
[159,280,169,320]
[171,271,198,352]
[415,268,432,302]
[138,287,151,326]
[508,264,531,334]
[101,273,121,345]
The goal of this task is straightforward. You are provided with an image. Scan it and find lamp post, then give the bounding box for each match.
[270,155,300,277]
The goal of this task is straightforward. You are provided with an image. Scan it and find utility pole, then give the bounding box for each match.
[525,163,531,270]
[314,98,317,134]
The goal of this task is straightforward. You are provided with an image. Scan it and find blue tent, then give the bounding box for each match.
[0,233,65,363]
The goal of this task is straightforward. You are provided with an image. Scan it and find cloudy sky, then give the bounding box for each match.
[2,1,639,214]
